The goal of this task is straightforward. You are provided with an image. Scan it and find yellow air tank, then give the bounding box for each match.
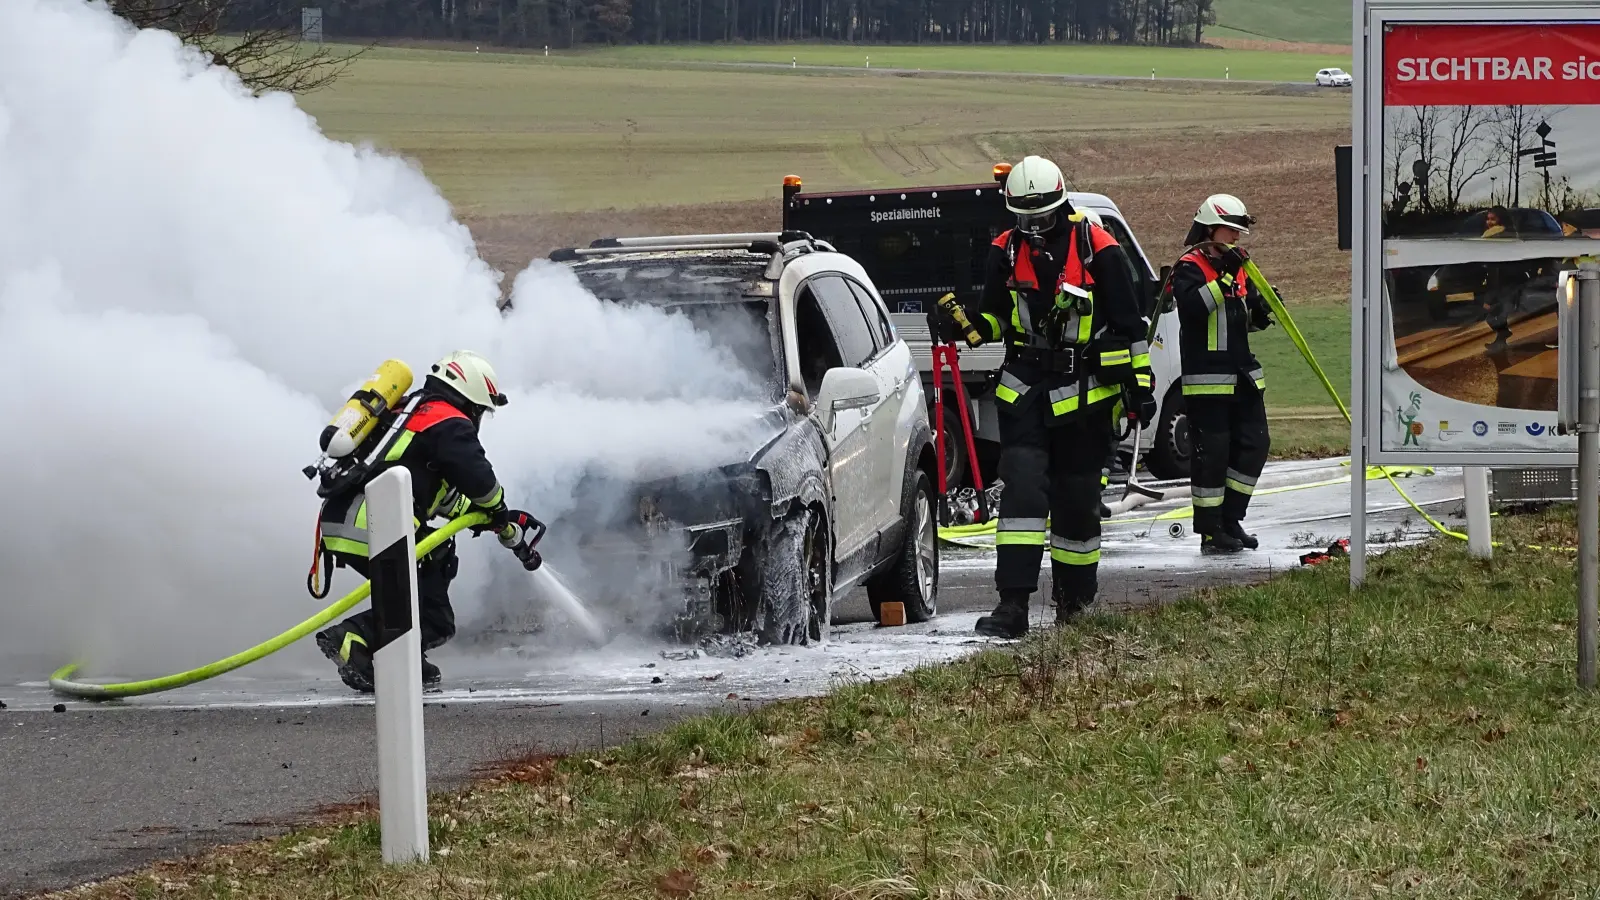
[321,360,413,458]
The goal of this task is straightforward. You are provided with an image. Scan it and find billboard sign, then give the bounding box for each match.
[1356,2,1600,466]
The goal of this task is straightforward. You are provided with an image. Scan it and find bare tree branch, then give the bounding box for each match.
[109,0,369,95]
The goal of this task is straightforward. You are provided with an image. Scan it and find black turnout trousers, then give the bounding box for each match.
[993,398,1114,604]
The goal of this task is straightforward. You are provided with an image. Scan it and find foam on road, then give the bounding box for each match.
[0,459,1464,714]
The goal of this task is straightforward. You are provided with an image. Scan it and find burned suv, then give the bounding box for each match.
[547,233,940,645]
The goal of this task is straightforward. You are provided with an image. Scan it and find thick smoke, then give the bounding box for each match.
[0,0,775,677]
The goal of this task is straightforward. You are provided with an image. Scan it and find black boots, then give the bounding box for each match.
[976,592,1030,639]
[316,624,375,693]
[317,624,444,693]
[1053,581,1092,625]
[1200,530,1246,555]
[1223,518,1259,550]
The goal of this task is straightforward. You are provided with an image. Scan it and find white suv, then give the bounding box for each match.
[547,233,940,645]
[1316,68,1353,87]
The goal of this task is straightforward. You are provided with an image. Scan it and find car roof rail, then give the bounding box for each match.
[549,231,832,264]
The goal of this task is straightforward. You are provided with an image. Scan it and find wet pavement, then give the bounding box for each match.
[0,459,1469,897]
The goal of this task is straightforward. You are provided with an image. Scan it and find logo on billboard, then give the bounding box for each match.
[1473,420,1488,436]
[1498,422,1518,435]
[1397,392,1423,446]
[1526,422,1547,436]
[1438,420,1463,441]
[869,207,941,224]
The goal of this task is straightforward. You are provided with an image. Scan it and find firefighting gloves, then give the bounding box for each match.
[1218,244,1250,272]
[497,509,544,571]
[1129,386,1158,426]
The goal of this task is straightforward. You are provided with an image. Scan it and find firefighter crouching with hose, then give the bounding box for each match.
[306,350,545,693]
[1170,195,1274,554]
[934,155,1155,638]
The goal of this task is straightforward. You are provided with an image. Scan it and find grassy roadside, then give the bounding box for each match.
[70,510,1598,899]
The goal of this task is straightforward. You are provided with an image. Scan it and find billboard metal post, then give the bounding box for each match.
[1350,0,1368,588]
[1578,259,1598,690]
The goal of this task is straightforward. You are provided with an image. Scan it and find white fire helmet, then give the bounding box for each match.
[1193,194,1256,234]
[1003,155,1070,234]
[430,350,509,412]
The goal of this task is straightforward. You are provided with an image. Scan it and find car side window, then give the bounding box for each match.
[810,275,877,368]
[794,283,846,398]
[844,277,894,350]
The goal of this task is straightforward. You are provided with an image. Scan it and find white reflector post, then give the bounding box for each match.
[365,466,429,863]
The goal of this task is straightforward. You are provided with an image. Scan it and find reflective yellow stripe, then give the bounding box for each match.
[1204,280,1224,312]
[472,484,504,508]
[981,313,1002,341]
[340,631,368,662]
[995,383,1020,404]
[1255,378,1267,391]
[354,503,367,530]
[1051,394,1079,416]
[322,536,368,556]
[1207,307,1220,351]
[1132,353,1151,369]
[1136,374,1153,388]
[1050,546,1101,565]
[1183,384,1235,396]
[995,531,1048,546]
[1225,478,1256,495]
[383,431,415,462]
[1087,384,1120,405]
[1192,486,1225,508]
[1099,350,1131,366]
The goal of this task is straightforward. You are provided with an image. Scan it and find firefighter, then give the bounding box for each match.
[313,350,543,693]
[937,155,1154,638]
[1172,194,1272,554]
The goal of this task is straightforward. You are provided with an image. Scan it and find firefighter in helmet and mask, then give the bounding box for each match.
[313,350,543,693]
[935,155,1154,638]
[1171,194,1273,554]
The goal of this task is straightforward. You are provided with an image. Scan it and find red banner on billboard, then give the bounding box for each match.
[1385,23,1600,105]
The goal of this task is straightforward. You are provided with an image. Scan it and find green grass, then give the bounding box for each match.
[1214,0,1353,45]
[575,42,1351,82]
[77,509,1598,898]
[296,47,1347,215]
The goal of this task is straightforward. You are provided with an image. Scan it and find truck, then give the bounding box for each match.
[778,169,1192,503]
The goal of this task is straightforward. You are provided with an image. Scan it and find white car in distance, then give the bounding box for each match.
[1316,67,1353,87]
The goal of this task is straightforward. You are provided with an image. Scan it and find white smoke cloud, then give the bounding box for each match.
[0,0,775,679]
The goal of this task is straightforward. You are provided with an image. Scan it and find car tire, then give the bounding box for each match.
[757,505,831,646]
[1146,383,1191,481]
[867,469,939,624]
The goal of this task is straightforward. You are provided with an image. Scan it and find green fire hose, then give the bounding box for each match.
[49,512,490,701]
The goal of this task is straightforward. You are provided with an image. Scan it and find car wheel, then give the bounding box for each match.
[867,469,939,623]
[1145,384,1191,481]
[757,505,831,646]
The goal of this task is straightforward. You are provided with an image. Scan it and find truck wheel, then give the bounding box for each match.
[758,505,832,646]
[1146,384,1191,481]
[867,469,939,624]
[935,396,968,492]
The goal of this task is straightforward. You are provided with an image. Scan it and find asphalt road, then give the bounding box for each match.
[0,465,1464,897]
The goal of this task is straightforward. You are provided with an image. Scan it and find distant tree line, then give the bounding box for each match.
[210,0,1215,50]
